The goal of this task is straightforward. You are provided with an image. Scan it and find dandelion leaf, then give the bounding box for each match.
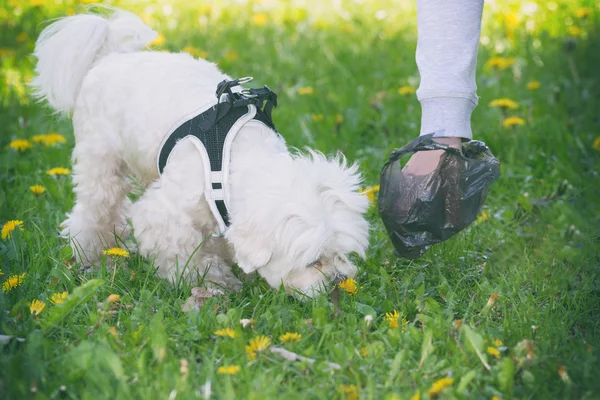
[461,324,491,370]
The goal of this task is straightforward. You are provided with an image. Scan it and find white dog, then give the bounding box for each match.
[32,9,369,296]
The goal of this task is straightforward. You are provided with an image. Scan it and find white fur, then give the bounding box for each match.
[32,8,370,296]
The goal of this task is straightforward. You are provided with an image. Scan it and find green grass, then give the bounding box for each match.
[1,1,600,399]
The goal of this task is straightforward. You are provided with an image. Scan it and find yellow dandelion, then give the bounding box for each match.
[502,116,525,128]
[359,184,380,202]
[0,48,16,58]
[338,278,358,295]
[335,114,344,124]
[360,346,368,357]
[279,332,302,342]
[9,139,32,152]
[151,33,165,46]
[107,294,121,303]
[568,26,582,37]
[50,291,68,304]
[575,7,592,19]
[2,220,24,240]
[46,167,71,176]
[593,137,600,151]
[338,384,359,400]
[30,0,45,7]
[298,86,315,95]
[29,299,46,315]
[29,185,46,195]
[489,98,519,110]
[182,46,208,59]
[311,114,324,122]
[398,86,416,95]
[109,326,118,337]
[217,365,241,375]
[410,393,421,400]
[485,56,515,70]
[102,247,129,257]
[487,346,500,358]
[32,133,67,147]
[16,32,28,43]
[1,273,25,292]
[491,397,502,400]
[252,13,268,26]
[494,339,504,347]
[476,210,489,223]
[527,81,541,90]
[223,50,238,61]
[386,310,400,329]
[215,328,236,338]
[428,377,454,397]
[245,335,271,360]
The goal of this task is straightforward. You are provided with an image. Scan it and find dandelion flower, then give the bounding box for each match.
[359,185,379,202]
[527,81,541,90]
[223,50,238,61]
[46,167,71,176]
[9,139,32,152]
[29,185,46,195]
[298,87,315,95]
[398,86,416,95]
[107,294,121,303]
[32,133,67,147]
[217,365,241,375]
[338,384,359,400]
[215,328,236,338]
[491,397,502,400]
[29,299,46,315]
[245,335,271,360]
[335,114,344,124]
[50,291,68,304]
[102,247,129,257]
[410,393,420,400]
[364,315,373,326]
[476,210,489,223]
[338,278,358,295]
[252,13,268,26]
[489,98,519,110]
[279,332,302,342]
[182,46,208,59]
[575,7,592,19]
[151,33,165,46]
[485,56,515,70]
[494,338,504,347]
[109,326,118,337]
[593,137,600,151]
[428,377,454,397]
[568,26,582,37]
[487,346,500,358]
[2,273,25,292]
[311,114,324,122]
[386,310,400,329]
[502,116,525,128]
[2,220,24,239]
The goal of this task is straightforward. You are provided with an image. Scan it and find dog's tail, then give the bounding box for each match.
[32,9,157,114]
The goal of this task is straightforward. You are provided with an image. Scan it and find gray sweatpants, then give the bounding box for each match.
[417,0,484,140]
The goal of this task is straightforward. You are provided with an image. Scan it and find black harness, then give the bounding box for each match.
[157,77,278,233]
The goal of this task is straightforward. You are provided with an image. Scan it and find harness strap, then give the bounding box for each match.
[157,77,278,234]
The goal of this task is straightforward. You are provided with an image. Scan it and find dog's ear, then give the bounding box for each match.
[225,225,272,273]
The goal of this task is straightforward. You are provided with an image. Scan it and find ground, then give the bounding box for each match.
[1,1,600,399]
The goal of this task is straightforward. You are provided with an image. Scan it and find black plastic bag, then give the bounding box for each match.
[378,134,501,258]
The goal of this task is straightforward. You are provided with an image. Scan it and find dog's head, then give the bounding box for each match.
[226,151,370,298]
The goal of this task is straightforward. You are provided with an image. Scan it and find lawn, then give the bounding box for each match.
[1,0,600,399]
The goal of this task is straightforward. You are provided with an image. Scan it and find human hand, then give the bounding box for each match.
[401,137,462,176]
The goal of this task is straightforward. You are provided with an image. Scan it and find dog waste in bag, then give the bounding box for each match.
[378,133,500,259]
